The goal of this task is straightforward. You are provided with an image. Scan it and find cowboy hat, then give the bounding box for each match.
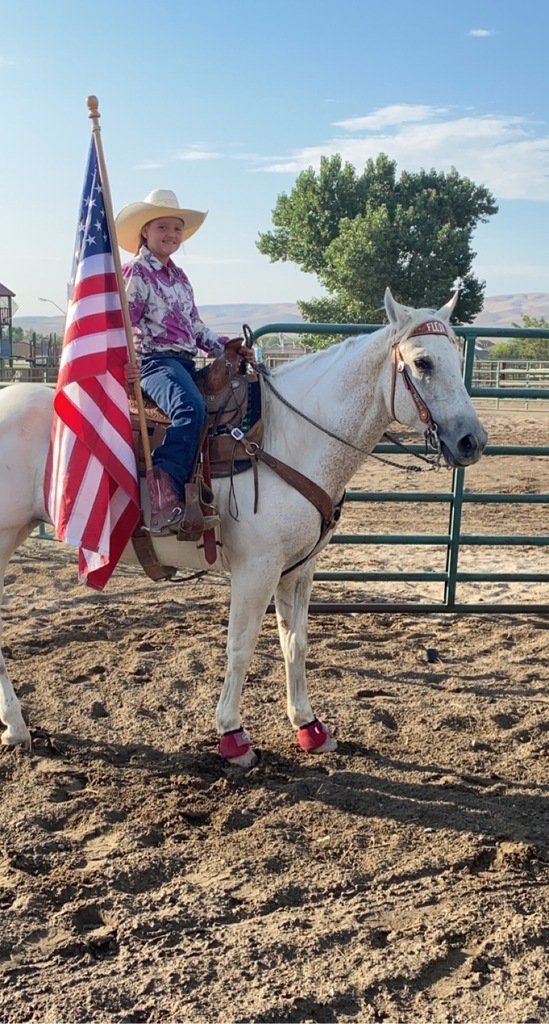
[115,189,208,252]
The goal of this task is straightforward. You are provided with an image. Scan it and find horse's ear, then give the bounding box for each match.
[384,287,408,328]
[437,289,460,322]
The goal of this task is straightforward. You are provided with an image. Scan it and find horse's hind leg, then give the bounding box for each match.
[274,563,337,754]
[0,526,35,749]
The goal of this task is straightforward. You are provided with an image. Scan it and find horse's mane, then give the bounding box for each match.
[269,309,458,383]
[270,322,394,381]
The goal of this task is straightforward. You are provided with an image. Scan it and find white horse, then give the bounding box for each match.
[0,289,487,766]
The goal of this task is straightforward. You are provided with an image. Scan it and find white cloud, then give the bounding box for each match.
[468,28,496,37]
[232,152,264,161]
[135,160,163,170]
[254,104,549,201]
[334,104,449,131]
[176,145,223,162]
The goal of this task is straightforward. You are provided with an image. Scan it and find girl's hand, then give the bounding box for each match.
[236,345,257,366]
[124,361,141,384]
[224,336,257,366]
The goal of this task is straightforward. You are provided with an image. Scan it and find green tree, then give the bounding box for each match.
[257,154,498,345]
[491,316,549,359]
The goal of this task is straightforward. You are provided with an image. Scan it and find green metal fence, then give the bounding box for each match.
[252,322,549,615]
[15,321,549,615]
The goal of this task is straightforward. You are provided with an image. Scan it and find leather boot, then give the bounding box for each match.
[146,467,184,535]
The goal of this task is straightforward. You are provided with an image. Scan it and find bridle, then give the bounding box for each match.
[390,318,451,458]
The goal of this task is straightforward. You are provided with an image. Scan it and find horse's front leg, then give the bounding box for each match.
[216,566,280,768]
[0,531,32,750]
[274,562,337,755]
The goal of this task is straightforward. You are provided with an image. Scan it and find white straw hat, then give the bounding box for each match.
[115,189,208,252]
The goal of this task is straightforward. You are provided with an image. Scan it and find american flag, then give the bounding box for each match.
[45,137,140,590]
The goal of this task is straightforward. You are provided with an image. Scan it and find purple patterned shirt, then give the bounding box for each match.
[122,246,229,358]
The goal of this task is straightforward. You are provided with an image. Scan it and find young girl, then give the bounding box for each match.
[115,189,255,534]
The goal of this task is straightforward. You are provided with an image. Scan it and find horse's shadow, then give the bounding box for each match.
[21,728,549,858]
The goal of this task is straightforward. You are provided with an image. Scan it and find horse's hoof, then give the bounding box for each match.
[1,730,32,753]
[225,748,259,769]
[297,719,336,753]
[218,727,255,766]
[314,734,338,753]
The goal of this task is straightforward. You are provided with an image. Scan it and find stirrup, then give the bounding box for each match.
[202,508,221,529]
[199,483,221,530]
[203,516,221,530]
[147,503,184,535]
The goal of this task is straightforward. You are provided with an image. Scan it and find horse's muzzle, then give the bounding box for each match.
[441,427,488,467]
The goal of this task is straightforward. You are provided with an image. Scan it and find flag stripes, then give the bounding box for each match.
[45,138,139,590]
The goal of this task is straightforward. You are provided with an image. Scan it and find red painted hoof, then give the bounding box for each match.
[297,719,332,752]
[218,728,253,760]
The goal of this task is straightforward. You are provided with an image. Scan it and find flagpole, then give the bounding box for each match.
[86,94,153,472]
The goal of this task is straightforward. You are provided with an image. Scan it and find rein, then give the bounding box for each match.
[256,317,450,472]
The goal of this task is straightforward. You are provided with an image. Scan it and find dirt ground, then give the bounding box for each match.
[1,407,548,1024]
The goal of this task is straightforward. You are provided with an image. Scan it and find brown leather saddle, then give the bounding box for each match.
[129,341,342,585]
[128,341,264,578]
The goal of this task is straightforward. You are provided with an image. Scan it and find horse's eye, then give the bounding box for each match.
[414,358,432,373]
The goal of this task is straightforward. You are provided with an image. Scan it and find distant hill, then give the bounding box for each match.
[471,293,549,327]
[12,303,303,338]
[199,303,302,335]
[13,294,549,336]
[13,314,66,335]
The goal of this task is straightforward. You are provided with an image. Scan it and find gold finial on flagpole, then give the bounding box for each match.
[86,95,100,120]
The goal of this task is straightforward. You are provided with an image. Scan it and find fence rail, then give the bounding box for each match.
[13,319,549,615]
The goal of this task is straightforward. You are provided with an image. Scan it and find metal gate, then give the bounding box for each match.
[252,322,549,615]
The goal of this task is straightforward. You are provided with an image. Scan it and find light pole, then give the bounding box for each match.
[37,297,66,315]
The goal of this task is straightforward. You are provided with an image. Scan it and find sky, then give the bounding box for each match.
[2,0,549,318]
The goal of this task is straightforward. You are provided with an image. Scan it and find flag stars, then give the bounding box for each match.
[70,148,112,263]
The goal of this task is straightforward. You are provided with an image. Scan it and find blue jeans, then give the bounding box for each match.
[140,354,206,495]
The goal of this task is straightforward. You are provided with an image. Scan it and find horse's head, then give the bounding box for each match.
[384,288,488,467]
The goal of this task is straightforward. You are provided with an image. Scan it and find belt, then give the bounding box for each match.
[142,348,196,359]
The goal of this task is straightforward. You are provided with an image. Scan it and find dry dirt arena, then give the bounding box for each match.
[1,406,548,1024]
